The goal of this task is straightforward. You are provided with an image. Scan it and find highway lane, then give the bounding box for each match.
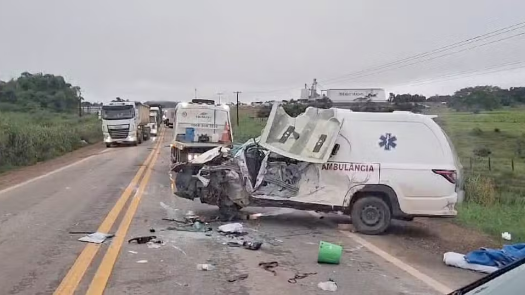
[0,129,465,294]
[0,138,157,295]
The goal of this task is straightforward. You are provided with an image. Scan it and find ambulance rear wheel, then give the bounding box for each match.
[351,196,391,235]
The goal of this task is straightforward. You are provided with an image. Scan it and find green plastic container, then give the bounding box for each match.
[318,241,342,264]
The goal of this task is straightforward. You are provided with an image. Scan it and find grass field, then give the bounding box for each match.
[232,106,525,242]
[0,111,101,173]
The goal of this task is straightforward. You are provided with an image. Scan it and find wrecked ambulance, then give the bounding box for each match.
[170,104,463,235]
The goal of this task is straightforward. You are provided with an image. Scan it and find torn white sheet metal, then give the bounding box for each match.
[78,232,114,244]
[190,146,230,164]
[259,104,342,163]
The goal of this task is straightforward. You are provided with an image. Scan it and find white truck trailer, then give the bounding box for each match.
[101,101,151,147]
[170,99,233,163]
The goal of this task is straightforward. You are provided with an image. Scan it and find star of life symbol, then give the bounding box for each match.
[379,133,397,151]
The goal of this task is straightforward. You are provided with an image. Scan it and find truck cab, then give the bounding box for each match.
[170,100,233,163]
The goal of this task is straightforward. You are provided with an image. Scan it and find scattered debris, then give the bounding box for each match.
[318,241,342,264]
[160,202,185,222]
[243,241,263,250]
[317,280,337,292]
[196,264,215,271]
[227,273,249,282]
[185,210,198,222]
[443,252,498,274]
[171,245,188,256]
[258,261,279,275]
[218,223,244,234]
[147,240,164,249]
[227,241,243,247]
[502,232,512,241]
[128,250,138,254]
[78,232,114,244]
[128,236,157,244]
[69,231,95,235]
[136,260,148,264]
[149,228,156,233]
[288,272,317,283]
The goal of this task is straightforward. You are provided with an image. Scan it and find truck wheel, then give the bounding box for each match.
[138,133,142,144]
[132,141,138,146]
[105,143,111,148]
[350,196,391,235]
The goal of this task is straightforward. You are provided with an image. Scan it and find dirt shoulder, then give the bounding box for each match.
[0,143,106,191]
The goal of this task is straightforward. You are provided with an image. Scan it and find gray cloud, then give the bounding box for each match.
[1,0,525,102]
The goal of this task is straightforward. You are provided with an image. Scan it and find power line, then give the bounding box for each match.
[407,64,525,86]
[322,31,525,85]
[320,20,525,85]
[407,60,525,86]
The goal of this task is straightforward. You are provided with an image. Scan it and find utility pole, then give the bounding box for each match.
[233,91,242,126]
[78,89,82,117]
[217,92,224,104]
[194,88,197,99]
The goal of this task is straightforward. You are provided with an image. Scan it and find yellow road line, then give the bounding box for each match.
[86,132,163,295]
[54,131,164,295]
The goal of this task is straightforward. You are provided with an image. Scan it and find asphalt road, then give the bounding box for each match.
[0,129,481,295]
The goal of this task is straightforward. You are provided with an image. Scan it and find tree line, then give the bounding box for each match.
[0,72,82,112]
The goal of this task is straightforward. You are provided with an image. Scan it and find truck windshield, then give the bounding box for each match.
[149,115,156,123]
[101,106,134,120]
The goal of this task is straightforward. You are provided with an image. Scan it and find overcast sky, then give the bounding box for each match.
[1,0,525,103]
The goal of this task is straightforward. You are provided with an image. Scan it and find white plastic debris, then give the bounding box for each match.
[128,251,138,254]
[196,264,215,271]
[136,260,148,264]
[147,241,164,249]
[443,252,498,274]
[317,280,338,292]
[218,223,244,234]
[78,232,114,244]
[502,232,512,241]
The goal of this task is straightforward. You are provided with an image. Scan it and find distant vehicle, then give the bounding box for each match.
[149,106,161,128]
[148,111,159,136]
[170,100,232,163]
[101,101,151,147]
[171,104,463,234]
[164,108,176,128]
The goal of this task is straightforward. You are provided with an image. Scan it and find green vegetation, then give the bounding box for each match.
[437,108,525,242]
[0,73,101,173]
[230,109,266,143]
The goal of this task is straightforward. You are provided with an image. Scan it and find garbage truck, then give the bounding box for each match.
[101,101,151,147]
[170,99,233,163]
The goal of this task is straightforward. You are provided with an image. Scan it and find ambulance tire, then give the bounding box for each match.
[351,196,391,235]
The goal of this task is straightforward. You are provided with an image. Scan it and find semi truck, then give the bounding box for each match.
[170,99,233,163]
[101,101,151,147]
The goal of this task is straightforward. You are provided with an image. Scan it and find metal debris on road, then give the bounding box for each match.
[149,228,156,233]
[171,245,188,256]
[78,232,114,244]
[147,240,165,249]
[136,260,148,264]
[258,261,279,275]
[196,264,215,271]
[288,272,317,284]
[317,280,337,292]
[243,241,263,250]
[128,236,157,244]
[227,273,249,282]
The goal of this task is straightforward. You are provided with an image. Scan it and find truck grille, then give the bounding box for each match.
[108,125,130,139]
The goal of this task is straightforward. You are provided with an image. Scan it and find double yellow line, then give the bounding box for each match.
[54,130,165,295]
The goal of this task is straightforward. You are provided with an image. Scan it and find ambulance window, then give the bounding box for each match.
[331,144,340,156]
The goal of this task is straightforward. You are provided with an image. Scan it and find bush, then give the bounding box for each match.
[470,127,483,136]
[473,147,491,157]
[464,175,497,206]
